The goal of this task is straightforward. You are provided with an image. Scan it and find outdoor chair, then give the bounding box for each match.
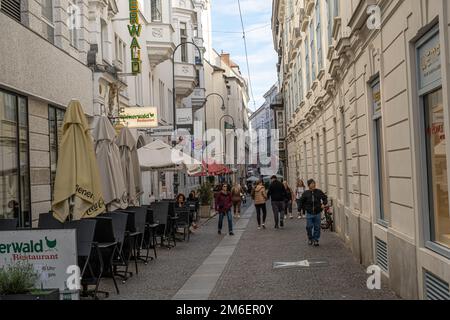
[64,219,106,300]
[123,207,147,266]
[91,217,119,296]
[151,201,174,248]
[0,218,18,231]
[38,212,63,229]
[143,207,158,260]
[174,208,190,242]
[103,212,130,284]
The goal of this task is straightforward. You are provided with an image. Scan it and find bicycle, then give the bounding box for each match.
[321,205,334,231]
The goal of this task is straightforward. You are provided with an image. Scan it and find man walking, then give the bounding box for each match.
[267,175,288,229]
[299,179,328,246]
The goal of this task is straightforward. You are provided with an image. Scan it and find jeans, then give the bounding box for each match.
[306,212,322,241]
[296,199,303,215]
[255,203,267,226]
[218,210,233,233]
[271,201,285,227]
[232,200,241,215]
[284,200,293,216]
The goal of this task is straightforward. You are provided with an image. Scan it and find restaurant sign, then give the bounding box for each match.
[129,0,142,74]
[418,30,441,91]
[0,229,78,300]
[119,107,158,128]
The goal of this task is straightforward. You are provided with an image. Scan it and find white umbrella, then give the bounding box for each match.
[117,127,143,206]
[247,176,259,182]
[138,140,202,176]
[93,116,127,211]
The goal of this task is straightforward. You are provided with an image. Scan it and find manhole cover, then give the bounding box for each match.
[273,259,329,269]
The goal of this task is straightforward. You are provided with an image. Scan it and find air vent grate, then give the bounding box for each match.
[1,0,21,22]
[375,238,388,272]
[424,271,450,300]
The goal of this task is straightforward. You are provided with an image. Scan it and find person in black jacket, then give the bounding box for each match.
[299,179,328,246]
[267,175,288,229]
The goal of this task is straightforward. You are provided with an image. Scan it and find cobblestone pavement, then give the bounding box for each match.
[98,199,398,300]
[98,201,251,300]
[209,203,399,300]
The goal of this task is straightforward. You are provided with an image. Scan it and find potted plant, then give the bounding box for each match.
[0,262,59,300]
[198,182,214,218]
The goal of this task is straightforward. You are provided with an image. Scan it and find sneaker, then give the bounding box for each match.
[284,215,288,220]
[314,240,320,247]
[229,232,234,236]
[298,215,302,219]
[289,215,293,219]
[218,230,222,235]
[257,226,261,230]
[237,215,241,218]
[308,240,314,246]
[262,224,266,229]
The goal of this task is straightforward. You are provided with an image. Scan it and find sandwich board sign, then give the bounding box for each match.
[0,229,78,300]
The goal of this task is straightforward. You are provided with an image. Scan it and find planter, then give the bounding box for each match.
[199,205,213,218]
[0,289,60,300]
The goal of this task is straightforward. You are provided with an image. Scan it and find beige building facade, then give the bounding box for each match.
[272,0,450,299]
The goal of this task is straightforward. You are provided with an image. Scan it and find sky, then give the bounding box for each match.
[211,0,278,112]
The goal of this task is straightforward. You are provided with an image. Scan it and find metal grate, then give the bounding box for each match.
[375,238,388,272]
[424,271,450,300]
[0,0,21,22]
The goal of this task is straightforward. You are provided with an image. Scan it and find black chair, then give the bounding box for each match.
[38,213,63,229]
[0,218,18,231]
[143,208,158,260]
[151,202,174,248]
[103,212,130,284]
[174,208,190,242]
[64,220,105,299]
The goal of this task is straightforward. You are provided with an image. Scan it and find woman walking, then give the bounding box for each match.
[283,181,295,219]
[295,179,307,219]
[231,183,243,219]
[215,184,234,236]
[252,180,268,229]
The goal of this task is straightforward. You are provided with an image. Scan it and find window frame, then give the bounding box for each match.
[48,105,65,203]
[415,25,450,258]
[41,0,55,44]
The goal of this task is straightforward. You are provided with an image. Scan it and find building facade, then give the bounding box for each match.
[272,0,450,299]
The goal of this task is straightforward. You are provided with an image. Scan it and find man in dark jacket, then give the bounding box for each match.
[267,175,288,229]
[299,179,328,246]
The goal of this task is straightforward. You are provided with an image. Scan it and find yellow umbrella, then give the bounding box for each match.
[52,100,106,222]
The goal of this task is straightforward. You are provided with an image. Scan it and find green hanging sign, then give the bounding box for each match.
[129,0,142,74]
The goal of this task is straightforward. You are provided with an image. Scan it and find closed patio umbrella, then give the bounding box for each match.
[93,116,127,211]
[117,127,143,206]
[52,100,106,222]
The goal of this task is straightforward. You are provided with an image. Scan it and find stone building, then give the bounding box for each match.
[272,0,450,299]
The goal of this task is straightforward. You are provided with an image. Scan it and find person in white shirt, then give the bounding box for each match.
[149,192,156,204]
[295,179,306,219]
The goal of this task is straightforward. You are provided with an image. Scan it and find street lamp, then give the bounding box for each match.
[202,93,226,167]
[171,41,202,195]
[219,114,236,168]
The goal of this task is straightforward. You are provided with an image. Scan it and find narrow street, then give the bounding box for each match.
[100,200,398,300]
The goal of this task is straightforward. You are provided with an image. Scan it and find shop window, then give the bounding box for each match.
[49,106,65,201]
[0,90,30,227]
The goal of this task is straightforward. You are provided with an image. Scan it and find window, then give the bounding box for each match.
[316,133,321,187]
[49,106,65,201]
[41,0,54,43]
[316,1,323,70]
[151,0,162,22]
[304,141,308,178]
[341,110,349,205]
[115,34,127,65]
[371,77,388,224]
[297,51,304,103]
[193,25,199,38]
[180,22,188,62]
[101,19,108,62]
[310,23,316,81]
[68,1,79,48]
[168,89,173,123]
[323,128,329,191]
[0,90,30,228]
[327,0,333,46]
[305,37,311,90]
[424,89,449,248]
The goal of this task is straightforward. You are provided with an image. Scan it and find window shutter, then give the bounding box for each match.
[1,0,21,22]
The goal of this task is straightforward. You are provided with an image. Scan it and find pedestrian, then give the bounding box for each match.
[295,179,306,219]
[175,193,186,208]
[283,181,295,220]
[215,184,234,236]
[231,183,243,219]
[299,179,328,247]
[252,179,268,229]
[267,175,288,229]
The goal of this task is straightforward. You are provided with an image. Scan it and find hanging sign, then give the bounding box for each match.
[129,0,142,74]
[119,107,158,128]
[418,31,441,90]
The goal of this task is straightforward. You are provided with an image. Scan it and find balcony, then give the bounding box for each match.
[191,87,206,111]
[146,23,175,68]
[174,62,197,98]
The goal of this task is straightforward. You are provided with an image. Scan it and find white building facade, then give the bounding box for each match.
[272,0,450,299]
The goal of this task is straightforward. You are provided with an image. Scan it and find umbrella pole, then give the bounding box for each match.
[69,195,75,222]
